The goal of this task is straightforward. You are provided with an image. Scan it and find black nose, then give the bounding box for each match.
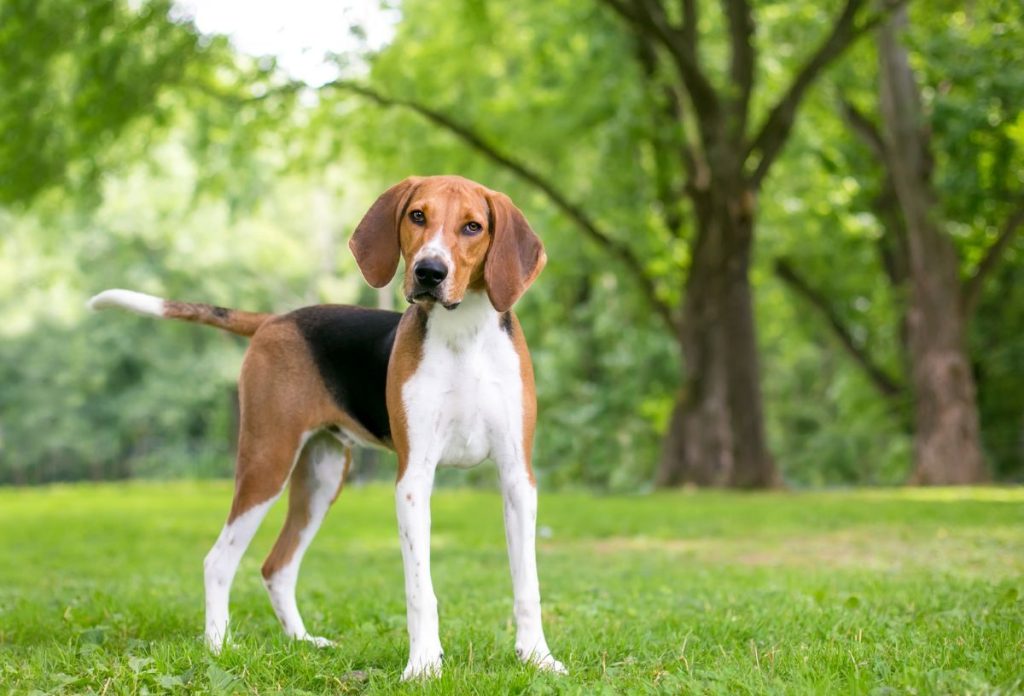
[414,259,448,288]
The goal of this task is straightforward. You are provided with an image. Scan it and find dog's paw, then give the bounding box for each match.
[300,635,336,649]
[401,651,443,681]
[533,653,568,674]
[517,645,567,675]
[205,631,229,655]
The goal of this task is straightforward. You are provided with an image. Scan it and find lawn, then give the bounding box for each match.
[1,482,1022,694]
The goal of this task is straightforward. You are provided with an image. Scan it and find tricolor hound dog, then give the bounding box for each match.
[88,175,564,679]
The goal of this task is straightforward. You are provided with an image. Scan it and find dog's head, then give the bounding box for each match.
[349,175,545,312]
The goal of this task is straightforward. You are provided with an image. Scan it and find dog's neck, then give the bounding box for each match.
[421,291,498,349]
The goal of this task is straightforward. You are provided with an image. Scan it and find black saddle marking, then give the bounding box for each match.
[292,305,402,442]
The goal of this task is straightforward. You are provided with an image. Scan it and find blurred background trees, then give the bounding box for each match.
[0,0,1021,489]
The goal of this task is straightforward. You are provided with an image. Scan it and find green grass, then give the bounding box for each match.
[1,482,1022,694]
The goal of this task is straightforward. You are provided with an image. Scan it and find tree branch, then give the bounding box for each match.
[723,0,756,141]
[962,202,1024,317]
[839,98,886,162]
[681,0,697,47]
[327,80,680,331]
[774,258,903,398]
[746,0,905,188]
[598,0,721,127]
[186,75,303,106]
[634,37,692,235]
[837,97,912,288]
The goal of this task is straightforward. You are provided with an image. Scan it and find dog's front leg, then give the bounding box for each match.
[497,455,566,674]
[395,461,443,680]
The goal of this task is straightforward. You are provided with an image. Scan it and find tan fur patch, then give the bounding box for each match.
[260,445,315,578]
[260,442,352,579]
[227,320,378,522]
[385,307,428,482]
[163,300,271,337]
[506,312,538,486]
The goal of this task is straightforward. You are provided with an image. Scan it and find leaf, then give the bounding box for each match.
[128,655,154,674]
[78,626,108,645]
[206,663,241,694]
[156,674,184,688]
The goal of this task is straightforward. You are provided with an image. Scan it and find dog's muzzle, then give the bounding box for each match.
[408,259,460,310]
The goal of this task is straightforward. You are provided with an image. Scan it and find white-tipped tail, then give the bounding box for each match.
[87,289,166,318]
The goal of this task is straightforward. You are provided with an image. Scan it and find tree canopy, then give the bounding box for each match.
[0,0,1021,488]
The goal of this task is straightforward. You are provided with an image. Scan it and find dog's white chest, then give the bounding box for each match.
[401,295,523,469]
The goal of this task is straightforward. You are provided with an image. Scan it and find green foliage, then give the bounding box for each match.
[761,2,1024,482]
[914,2,1024,479]
[2,482,1022,692]
[0,133,380,483]
[757,87,913,484]
[917,0,1024,229]
[343,0,1024,486]
[0,0,1020,487]
[973,261,1024,479]
[0,0,198,205]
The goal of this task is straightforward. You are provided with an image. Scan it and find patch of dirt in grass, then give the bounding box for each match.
[547,527,1024,577]
[581,537,708,555]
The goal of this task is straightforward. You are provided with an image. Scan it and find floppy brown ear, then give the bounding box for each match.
[484,191,546,312]
[349,177,421,288]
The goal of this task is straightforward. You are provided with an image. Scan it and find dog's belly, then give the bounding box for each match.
[401,312,523,469]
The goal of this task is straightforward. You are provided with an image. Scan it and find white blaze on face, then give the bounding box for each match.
[412,227,453,300]
[415,227,452,266]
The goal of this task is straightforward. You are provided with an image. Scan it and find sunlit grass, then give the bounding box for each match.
[857,486,1024,503]
[1,482,1022,694]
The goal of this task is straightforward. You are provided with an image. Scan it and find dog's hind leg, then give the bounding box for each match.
[261,435,350,646]
[203,429,306,653]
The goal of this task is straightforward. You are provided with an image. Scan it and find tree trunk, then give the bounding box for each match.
[879,8,987,484]
[657,184,777,488]
[904,248,986,484]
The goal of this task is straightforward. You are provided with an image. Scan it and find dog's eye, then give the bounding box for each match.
[462,221,482,235]
[409,210,426,225]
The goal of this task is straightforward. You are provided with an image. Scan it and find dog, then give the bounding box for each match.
[88,175,564,679]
